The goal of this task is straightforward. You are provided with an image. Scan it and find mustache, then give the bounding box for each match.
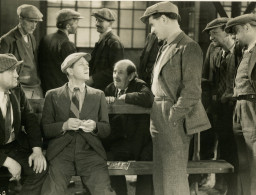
[96,25,102,29]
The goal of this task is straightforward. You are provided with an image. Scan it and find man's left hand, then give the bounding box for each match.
[80,119,96,132]
[118,94,126,100]
[29,147,47,174]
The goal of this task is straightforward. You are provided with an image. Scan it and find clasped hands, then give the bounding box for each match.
[63,118,96,132]
[105,95,126,104]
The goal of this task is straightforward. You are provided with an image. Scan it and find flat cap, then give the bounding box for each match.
[0,54,23,73]
[140,1,179,23]
[56,9,84,24]
[225,13,256,33]
[17,4,43,22]
[91,8,116,22]
[61,52,91,73]
[203,17,229,32]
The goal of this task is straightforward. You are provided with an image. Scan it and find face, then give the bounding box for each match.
[149,15,167,40]
[209,27,227,47]
[68,58,89,81]
[20,18,38,34]
[68,19,79,34]
[95,18,111,34]
[0,68,19,91]
[231,25,248,47]
[113,63,133,90]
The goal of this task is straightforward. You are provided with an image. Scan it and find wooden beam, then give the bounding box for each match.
[213,2,228,17]
[232,2,241,18]
[244,2,256,14]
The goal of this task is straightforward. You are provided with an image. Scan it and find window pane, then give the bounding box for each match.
[90,28,99,47]
[120,29,132,48]
[134,10,145,29]
[120,1,133,9]
[62,0,75,7]
[120,10,132,28]
[133,30,145,48]
[47,0,61,6]
[47,27,57,35]
[77,8,90,27]
[47,8,60,26]
[91,1,103,8]
[104,1,118,9]
[77,1,90,7]
[77,28,89,47]
[134,2,147,9]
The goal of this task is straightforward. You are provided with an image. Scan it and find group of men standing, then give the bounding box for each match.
[0,1,256,195]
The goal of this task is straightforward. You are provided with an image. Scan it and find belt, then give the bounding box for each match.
[236,94,256,101]
[154,96,173,101]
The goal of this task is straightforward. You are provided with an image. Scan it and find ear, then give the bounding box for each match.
[128,72,135,81]
[66,68,73,76]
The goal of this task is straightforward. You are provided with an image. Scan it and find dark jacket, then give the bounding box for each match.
[0,85,42,166]
[104,78,154,160]
[38,30,77,94]
[90,31,124,91]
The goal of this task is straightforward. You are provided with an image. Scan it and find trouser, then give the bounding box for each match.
[22,85,43,99]
[0,141,47,195]
[233,100,256,195]
[41,134,115,195]
[150,101,192,195]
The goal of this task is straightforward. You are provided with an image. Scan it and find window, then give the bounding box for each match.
[46,0,147,48]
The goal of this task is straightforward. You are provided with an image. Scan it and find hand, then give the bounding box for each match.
[63,118,82,131]
[234,102,241,123]
[80,119,96,132]
[85,76,94,86]
[29,147,47,174]
[3,157,21,181]
[118,94,126,100]
[106,96,116,104]
[150,127,159,137]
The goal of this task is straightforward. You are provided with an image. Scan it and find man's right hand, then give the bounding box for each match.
[62,118,82,131]
[3,157,21,181]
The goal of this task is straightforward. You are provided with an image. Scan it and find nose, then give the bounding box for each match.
[14,70,19,78]
[151,26,155,34]
[32,21,38,29]
[231,34,236,40]
[209,35,214,41]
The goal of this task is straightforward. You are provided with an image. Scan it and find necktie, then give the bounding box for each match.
[117,89,125,98]
[70,87,80,118]
[4,92,12,143]
[217,51,229,98]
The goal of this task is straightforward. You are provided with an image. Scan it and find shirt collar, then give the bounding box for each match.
[99,29,112,42]
[68,82,86,92]
[18,24,28,37]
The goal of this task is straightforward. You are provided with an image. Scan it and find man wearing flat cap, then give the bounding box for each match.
[38,9,84,95]
[202,17,242,195]
[141,2,211,194]
[41,52,115,195]
[0,54,47,195]
[0,4,44,99]
[225,13,256,195]
[88,8,124,91]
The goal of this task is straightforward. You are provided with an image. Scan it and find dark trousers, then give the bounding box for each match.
[0,141,47,195]
[41,134,115,195]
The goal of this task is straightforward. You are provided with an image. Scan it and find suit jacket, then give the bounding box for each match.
[104,78,154,160]
[89,31,124,91]
[38,30,77,94]
[153,31,211,134]
[0,85,42,166]
[42,84,110,161]
[0,26,38,78]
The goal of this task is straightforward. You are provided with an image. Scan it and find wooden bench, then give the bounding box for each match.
[1,99,234,194]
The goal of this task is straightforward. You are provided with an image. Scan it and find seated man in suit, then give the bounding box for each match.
[41,52,115,195]
[0,54,47,195]
[104,59,154,195]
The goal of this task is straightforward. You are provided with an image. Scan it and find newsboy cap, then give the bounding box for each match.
[225,13,256,33]
[0,54,23,73]
[91,8,116,21]
[17,4,43,22]
[61,52,91,73]
[56,9,84,25]
[140,1,179,23]
[203,17,229,33]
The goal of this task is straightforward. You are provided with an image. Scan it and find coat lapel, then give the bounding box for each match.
[56,85,71,120]
[80,87,96,119]
[9,90,21,135]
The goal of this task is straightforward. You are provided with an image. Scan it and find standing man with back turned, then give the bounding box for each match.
[140,2,211,195]
[38,9,83,95]
[0,4,43,99]
[87,8,124,91]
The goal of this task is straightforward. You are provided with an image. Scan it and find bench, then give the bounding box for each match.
[1,99,234,194]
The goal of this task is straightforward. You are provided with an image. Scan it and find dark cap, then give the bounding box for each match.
[225,13,256,33]
[91,8,116,22]
[140,1,179,24]
[203,17,229,33]
[0,54,23,73]
[17,4,43,22]
[61,52,91,73]
[56,9,84,24]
